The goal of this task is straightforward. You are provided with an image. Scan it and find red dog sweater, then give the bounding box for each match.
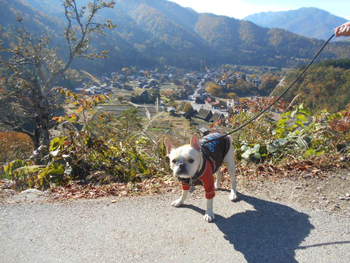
[181,160,215,199]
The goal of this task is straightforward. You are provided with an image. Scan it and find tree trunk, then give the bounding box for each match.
[31,79,51,161]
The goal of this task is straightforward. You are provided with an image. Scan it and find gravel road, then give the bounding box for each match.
[1,190,350,263]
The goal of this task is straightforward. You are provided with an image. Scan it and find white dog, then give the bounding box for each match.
[166,132,238,222]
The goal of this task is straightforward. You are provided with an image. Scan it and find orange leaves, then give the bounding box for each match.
[55,87,78,100]
[330,119,350,132]
[55,87,109,106]
[76,106,84,114]
[52,114,79,123]
[0,132,34,162]
[52,116,65,123]
[0,131,32,142]
[329,117,350,132]
[78,94,109,110]
[329,110,350,133]
[52,88,110,124]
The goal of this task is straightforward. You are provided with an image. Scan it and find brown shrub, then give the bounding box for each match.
[0,132,34,163]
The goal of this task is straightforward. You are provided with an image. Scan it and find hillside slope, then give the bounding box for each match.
[272,59,350,112]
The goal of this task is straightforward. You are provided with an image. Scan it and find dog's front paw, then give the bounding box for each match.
[229,190,239,201]
[203,212,215,223]
[171,198,184,207]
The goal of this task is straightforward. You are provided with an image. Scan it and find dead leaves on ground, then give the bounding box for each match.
[238,154,348,180]
[51,176,179,201]
[49,153,350,201]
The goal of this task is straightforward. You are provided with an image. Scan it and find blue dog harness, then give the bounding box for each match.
[200,132,231,173]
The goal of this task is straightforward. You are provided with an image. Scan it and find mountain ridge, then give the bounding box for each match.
[244,7,348,40]
[1,0,350,73]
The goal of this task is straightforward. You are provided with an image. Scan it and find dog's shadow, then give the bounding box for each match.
[183,193,315,263]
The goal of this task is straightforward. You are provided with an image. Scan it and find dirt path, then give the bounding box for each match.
[241,169,350,216]
[1,170,350,263]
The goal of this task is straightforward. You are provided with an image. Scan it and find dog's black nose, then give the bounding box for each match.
[176,163,187,175]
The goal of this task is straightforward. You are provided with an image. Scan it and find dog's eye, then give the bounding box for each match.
[172,159,177,164]
[188,158,194,163]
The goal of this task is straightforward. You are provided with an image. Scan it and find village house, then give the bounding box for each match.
[196,108,213,122]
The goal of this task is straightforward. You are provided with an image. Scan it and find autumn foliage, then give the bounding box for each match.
[272,61,350,112]
[206,82,224,97]
[329,109,350,133]
[0,132,34,163]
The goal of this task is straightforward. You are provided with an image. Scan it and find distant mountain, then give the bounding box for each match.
[0,0,59,34]
[1,0,350,74]
[244,7,348,40]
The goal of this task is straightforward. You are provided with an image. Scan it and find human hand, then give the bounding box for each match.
[335,22,350,37]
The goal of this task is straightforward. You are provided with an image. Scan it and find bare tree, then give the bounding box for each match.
[0,0,115,152]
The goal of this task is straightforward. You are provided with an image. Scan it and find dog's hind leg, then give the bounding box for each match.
[224,143,238,201]
[227,161,238,201]
[215,169,223,190]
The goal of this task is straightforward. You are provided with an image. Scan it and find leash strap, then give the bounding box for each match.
[203,33,335,145]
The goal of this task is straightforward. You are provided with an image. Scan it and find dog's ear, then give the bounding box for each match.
[190,134,201,151]
[164,138,175,155]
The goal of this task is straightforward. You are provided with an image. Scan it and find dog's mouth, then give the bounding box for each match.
[176,174,192,179]
[175,169,191,178]
[175,169,192,179]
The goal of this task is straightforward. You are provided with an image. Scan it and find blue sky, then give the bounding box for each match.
[169,0,350,20]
